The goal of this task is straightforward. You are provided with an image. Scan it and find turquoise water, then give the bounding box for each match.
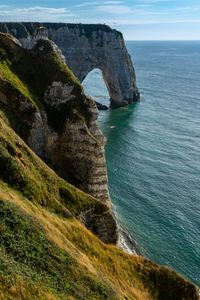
[83,41,200,286]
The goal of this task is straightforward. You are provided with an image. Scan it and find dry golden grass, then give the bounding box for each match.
[0,103,199,299]
[0,276,59,300]
[0,184,180,300]
[1,176,199,300]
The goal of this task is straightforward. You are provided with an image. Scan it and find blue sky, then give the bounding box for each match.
[0,0,200,40]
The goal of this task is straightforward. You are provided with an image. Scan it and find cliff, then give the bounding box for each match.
[0,33,199,299]
[0,32,117,245]
[0,33,110,204]
[0,22,140,107]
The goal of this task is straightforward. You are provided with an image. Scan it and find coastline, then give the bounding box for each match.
[116,219,140,255]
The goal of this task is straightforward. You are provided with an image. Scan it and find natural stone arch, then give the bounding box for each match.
[82,68,110,106]
[0,22,140,107]
[46,24,140,107]
[81,65,128,108]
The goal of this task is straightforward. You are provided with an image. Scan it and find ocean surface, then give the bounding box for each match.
[83,41,200,286]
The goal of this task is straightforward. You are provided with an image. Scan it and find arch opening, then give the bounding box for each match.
[82,68,110,109]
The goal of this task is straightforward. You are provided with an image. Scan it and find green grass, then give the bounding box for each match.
[0,200,115,300]
[0,116,107,217]
[0,33,91,134]
[0,34,38,138]
[12,39,81,101]
[0,109,199,300]
[0,61,36,106]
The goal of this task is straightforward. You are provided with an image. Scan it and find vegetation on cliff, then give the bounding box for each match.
[0,118,198,299]
[0,116,199,300]
[0,33,199,300]
[0,33,90,135]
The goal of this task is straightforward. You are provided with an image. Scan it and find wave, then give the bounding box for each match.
[117,226,140,255]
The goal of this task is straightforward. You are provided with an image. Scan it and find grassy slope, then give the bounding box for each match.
[0,33,90,137]
[0,34,199,300]
[0,116,199,300]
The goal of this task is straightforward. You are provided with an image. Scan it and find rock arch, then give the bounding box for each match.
[47,24,140,107]
[82,68,110,106]
[0,22,140,107]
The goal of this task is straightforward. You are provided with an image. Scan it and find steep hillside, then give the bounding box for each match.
[0,33,110,205]
[0,32,82,139]
[0,33,199,300]
[0,115,199,300]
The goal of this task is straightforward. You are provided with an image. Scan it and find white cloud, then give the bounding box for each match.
[0,6,76,20]
[138,0,174,2]
[104,1,124,4]
[97,5,132,14]
[173,5,200,13]
[13,6,71,15]
[96,4,161,15]
[75,1,124,8]
[74,2,100,8]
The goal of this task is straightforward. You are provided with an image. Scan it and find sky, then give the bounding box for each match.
[0,0,200,40]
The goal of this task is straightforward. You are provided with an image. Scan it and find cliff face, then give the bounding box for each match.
[0,32,199,300]
[0,33,115,244]
[30,84,110,204]
[0,22,140,107]
[0,33,110,204]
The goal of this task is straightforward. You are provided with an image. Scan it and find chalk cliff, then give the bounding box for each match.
[0,31,199,300]
[0,22,140,107]
[0,33,116,243]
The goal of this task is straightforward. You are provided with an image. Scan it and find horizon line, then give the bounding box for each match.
[125,39,200,41]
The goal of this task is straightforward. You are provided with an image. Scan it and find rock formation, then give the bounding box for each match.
[0,22,140,107]
[0,34,110,206]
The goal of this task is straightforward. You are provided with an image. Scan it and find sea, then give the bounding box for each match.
[82,41,200,287]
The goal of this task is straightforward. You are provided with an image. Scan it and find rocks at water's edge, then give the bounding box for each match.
[95,101,109,110]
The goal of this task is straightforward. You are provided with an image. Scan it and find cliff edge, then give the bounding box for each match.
[0,22,140,107]
[0,33,199,300]
[0,33,117,244]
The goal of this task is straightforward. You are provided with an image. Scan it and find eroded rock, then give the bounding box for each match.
[0,33,116,244]
[0,22,140,107]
